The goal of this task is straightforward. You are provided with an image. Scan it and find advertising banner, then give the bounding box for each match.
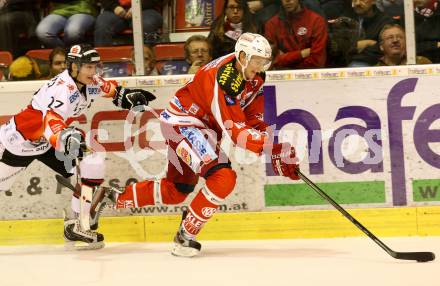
[264,66,440,209]
[174,0,221,31]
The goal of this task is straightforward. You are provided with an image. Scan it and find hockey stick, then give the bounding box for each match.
[55,174,122,202]
[56,174,76,192]
[296,170,435,262]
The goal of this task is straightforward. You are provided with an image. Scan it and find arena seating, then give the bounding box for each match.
[154,43,185,61]
[25,49,52,61]
[24,42,187,77]
[96,46,133,61]
[0,51,13,80]
[25,43,186,62]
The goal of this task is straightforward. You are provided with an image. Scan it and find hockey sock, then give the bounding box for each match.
[116,179,188,208]
[182,168,236,237]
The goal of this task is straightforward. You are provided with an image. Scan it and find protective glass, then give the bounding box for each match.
[248,56,272,72]
[95,62,104,76]
[79,62,104,77]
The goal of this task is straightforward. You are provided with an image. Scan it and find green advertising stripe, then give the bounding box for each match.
[265,181,385,206]
[413,179,440,202]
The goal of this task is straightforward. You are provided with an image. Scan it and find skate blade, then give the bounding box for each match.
[64,240,105,251]
[171,243,200,257]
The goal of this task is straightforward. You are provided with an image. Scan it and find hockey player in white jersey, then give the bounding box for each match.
[0,44,156,249]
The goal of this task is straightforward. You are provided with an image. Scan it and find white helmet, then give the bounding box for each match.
[235,33,272,72]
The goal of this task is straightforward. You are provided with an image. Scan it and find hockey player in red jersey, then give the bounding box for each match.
[0,44,156,250]
[115,33,300,257]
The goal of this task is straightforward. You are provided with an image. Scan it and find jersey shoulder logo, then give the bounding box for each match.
[217,61,245,98]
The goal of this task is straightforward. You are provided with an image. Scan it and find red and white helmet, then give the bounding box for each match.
[234,32,272,72]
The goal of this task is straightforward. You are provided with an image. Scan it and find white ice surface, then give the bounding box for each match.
[0,237,438,286]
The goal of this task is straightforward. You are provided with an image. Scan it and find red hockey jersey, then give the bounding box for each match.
[160,53,269,154]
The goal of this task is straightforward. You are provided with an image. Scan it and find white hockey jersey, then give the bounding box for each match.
[0,70,108,156]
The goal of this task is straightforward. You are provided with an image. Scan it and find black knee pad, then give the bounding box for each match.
[175,183,196,194]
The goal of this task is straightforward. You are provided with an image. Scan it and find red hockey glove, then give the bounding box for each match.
[268,143,300,180]
[93,75,118,97]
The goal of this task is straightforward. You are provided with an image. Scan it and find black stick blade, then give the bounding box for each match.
[297,170,436,263]
[392,251,435,262]
[55,174,76,192]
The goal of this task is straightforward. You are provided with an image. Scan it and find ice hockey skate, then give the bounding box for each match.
[171,211,202,257]
[63,216,105,251]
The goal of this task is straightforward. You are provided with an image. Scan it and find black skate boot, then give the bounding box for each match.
[171,210,202,257]
[64,217,105,250]
[90,186,123,230]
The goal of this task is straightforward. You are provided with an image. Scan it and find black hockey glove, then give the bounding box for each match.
[112,86,156,110]
[59,127,86,160]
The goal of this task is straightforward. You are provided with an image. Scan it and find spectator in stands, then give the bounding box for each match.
[208,0,258,59]
[320,0,349,19]
[302,0,326,17]
[158,35,212,75]
[413,0,440,63]
[376,24,432,65]
[185,35,213,74]
[376,0,404,18]
[130,45,159,76]
[47,47,67,78]
[264,0,328,69]
[35,0,97,48]
[8,55,41,81]
[326,16,361,67]
[247,0,325,31]
[246,0,280,31]
[0,0,40,58]
[343,0,394,67]
[94,0,164,47]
